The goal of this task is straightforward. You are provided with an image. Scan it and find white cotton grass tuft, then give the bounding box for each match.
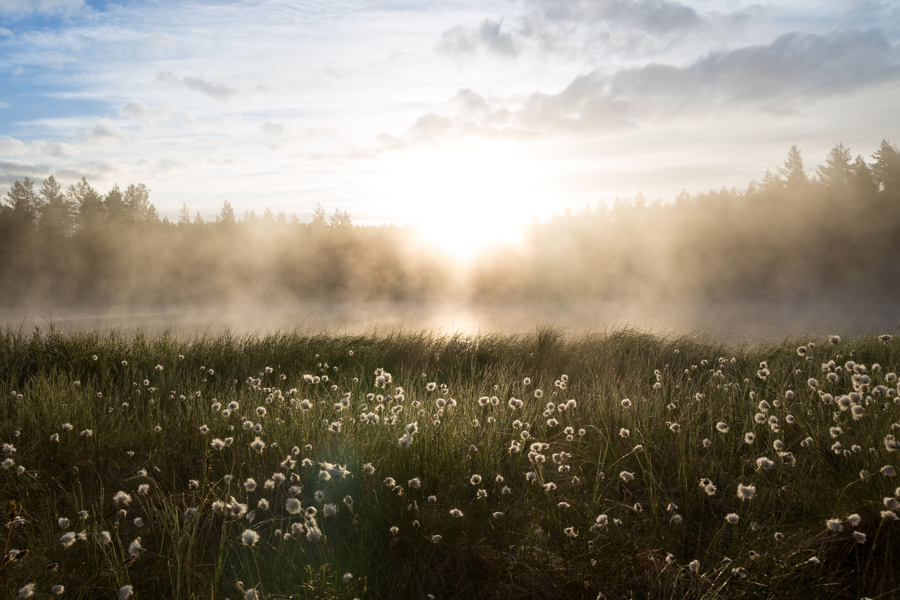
[242,529,260,547]
[113,491,132,506]
[724,513,739,524]
[736,484,756,501]
[17,584,35,598]
[826,519,843,532]
[756,456,774,470]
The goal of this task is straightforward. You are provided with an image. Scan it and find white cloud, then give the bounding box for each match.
[0,159,49,180]
[530,0,703,33]
[155,70,238,100]
[30,140,76,156]
[261,122,287,137]
[438,19,521,57]
[0,135,27,154]
[82,123,128,144]
[119,101,150,119]
[412,28,900,138]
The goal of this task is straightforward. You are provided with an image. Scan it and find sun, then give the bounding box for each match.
[376,144,544,262]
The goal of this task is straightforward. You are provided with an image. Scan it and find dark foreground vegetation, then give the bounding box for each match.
[1,326,900,599]
[1,140,899,308]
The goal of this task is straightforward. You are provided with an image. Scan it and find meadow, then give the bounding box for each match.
[1,325,899,599]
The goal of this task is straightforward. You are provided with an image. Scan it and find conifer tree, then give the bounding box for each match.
[778,145,808,190]
[178,203,192,225]
[39,175,73,237]
[850,155,877,194]
[871,139,899,195]
[218,200,236,225]
[817,143,852,187]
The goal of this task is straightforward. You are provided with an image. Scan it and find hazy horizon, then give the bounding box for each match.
[3,0,900,340]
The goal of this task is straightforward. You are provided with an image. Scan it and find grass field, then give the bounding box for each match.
[1,325,899,599]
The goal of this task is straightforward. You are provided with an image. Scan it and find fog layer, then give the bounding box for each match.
[1,142,899,339]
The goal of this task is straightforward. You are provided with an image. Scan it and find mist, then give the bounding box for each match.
[1,141,899,340]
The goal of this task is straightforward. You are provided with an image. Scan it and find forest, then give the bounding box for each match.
[1,140,899,308]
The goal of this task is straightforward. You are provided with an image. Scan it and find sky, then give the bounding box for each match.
[1,0,899,231]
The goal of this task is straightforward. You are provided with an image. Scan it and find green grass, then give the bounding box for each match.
[1,325,899,599]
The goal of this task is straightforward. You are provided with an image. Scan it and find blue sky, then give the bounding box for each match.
[1,0,899,229]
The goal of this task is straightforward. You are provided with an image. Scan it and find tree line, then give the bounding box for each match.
[1,140,899,308]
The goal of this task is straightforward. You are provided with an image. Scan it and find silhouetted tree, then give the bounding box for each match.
[105,184,129,225]
[68,177,105,230]
[38,175,72,239]
[3,177,41,230]
[817,143,852,187]
[871,139,899,196]
[760,168,783,192]
[311,202,327,227]
[329,208,352,228]
[778,145,808,190]
[218,200,236,226]
[178,203,192,225]
[850,155,877,195]
[124,183,152,224]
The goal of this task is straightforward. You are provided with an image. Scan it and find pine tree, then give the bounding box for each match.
[817,143,852,187]
[311,202,327,227]
[39,175,73,238]
[849,155,877,195]
[105,184,128,224]
[68,177,105,230]
[124,183,151,223]
[178,203,192,225]
[778,145,808,190]
[218,200,236,225]
[329,208,352,228]
[871,139,899,195]
[760,168,784,192]
[3,177,41,230]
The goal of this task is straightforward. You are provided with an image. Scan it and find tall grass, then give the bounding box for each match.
[1,325,899,599]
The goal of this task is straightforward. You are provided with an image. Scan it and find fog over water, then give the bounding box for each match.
[4,300,899,342]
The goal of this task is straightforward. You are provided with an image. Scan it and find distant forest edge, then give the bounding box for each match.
[1,140,899,308]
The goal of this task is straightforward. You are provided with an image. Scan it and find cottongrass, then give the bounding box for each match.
[3,327,900,599]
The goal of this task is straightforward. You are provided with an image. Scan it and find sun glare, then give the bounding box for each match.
[377,145,545,262]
